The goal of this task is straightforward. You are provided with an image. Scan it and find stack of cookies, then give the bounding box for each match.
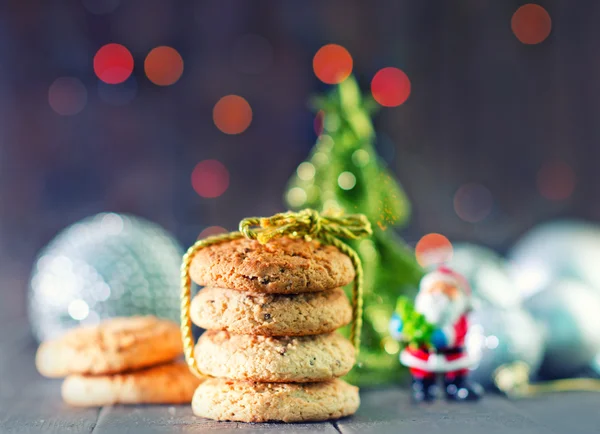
[36,316,204,406]
[188,236,360,423]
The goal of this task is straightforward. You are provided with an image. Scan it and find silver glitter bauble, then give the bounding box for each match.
[447,243,521,309]
[28,213,184,342]
[508,220,600,299]
[466,307,545,388]
[523,279,600,379]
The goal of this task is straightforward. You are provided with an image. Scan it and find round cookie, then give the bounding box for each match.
[62,361,205,407]
[189,237,354,293]
[36,316,182,378]
[191,287,352,336]
[195,330,355,382]
[192,378,359,422]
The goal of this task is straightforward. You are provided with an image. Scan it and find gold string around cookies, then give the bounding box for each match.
[180,209,372,378]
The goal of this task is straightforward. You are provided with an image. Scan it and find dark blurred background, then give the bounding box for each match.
[0,0,594,320]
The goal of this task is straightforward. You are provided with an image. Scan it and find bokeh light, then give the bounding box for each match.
[213,95,252,135]
[338,171,356,190]
[511,4,552,45]
[231,34,273,74]
[48,77,87,116]
[198,226,228,239]
[453,183,493,223]
[82,0,120,14]
[191,160,230,198]
[68,299,89,321]
[94,43,134,84]
[144,46,184,86]
[371,67,411,107]
[313,44,353,85]
[314,110,325,136]
[537,160,575,201]
[97,76,137,106]
[297,162,316,181]
[352,149,370,167]
[287,187,307,208]
[415,233,453,267]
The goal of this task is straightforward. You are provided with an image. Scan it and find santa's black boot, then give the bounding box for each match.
[444,375,483,402]
[411,376,438,403]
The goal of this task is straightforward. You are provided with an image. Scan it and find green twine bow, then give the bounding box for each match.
[240,209,372,245]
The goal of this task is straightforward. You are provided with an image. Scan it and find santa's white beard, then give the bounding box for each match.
[415,292,467,328]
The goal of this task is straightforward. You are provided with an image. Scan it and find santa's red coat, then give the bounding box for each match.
[400,314,473,373]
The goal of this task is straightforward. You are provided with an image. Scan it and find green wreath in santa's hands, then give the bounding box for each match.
[394,297,436,349]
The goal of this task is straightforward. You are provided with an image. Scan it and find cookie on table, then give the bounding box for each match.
[191,287,352,336]
[62,361,205,407]
[192,378,359,422]
[195,330,355,382]
[36,316,182,378]
[189,237,354,294]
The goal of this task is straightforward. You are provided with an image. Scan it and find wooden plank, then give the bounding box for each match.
[503,392,600,434]
[0,393,99,434]
[0,325,100,434]
[336,388,554,434]
[93,405,339,433]
[0,329,44,397]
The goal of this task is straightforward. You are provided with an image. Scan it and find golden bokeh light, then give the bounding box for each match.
[297,162,316,181]
[352,149,370,167]
[338,171,356,190]
[287,187,307,208]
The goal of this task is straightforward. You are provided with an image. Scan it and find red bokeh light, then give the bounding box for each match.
[314,110,325,136]
[198,226,228,239]
[94,43,134,84]
[144,46,184,86]
[415,233,453,267]
[191,160,230,198]
[213,95,252,135]
[537,160,575,201]
[371,67,411,107]
[48,77,87,116]
[512,4,552,45]
[313,44,353,85]
[453,183,493,223]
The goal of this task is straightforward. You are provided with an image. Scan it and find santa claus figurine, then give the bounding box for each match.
[389,266,483,402]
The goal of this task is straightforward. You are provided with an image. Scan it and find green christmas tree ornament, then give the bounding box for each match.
[285,76,424,385]
[394,297,435,349]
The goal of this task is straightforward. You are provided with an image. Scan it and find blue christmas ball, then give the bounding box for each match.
[523,280,600,378]
[448,243,521,309]
[509,221,600,377]
[508,220,600,298]
[466,306,545,388]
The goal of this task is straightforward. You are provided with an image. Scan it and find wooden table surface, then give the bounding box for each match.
[2,318,599,434]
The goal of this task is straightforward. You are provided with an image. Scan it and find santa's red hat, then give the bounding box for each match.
[419,266,471,297]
